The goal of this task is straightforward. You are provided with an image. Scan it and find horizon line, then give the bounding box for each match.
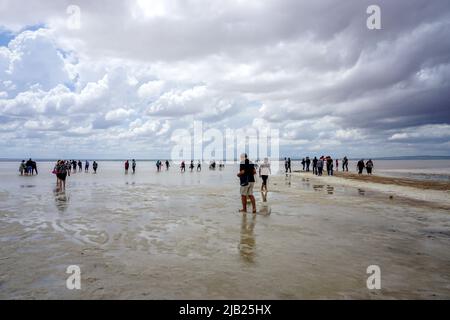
[1,155,450,162]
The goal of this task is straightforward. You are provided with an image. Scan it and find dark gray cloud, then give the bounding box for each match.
[0,0,449,158]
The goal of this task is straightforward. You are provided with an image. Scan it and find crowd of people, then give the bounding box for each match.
[18,156,374,207]
[297,156,337,176]
[50,159,99,190]
[235,155,375,214]
[122,159,223,173]
[296,156,374,176]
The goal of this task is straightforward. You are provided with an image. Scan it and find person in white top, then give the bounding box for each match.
[259,157,271,192]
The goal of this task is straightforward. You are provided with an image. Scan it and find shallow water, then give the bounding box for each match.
[294,159,450,181]
[335,160,450,182]
[0,161,449,299]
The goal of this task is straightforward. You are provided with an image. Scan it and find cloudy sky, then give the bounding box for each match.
[0,0,449,159]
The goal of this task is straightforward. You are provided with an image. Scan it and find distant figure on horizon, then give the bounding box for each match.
[197,160,201,171]
[366,159,374,175]
[125,160,129,174]
[85,160,89,172]
[78,160,82,172]
[165,160,170,170]
[357,159,365,174]
[343,156,349,172]
[132,159,136,174]
[287,158,292,173]
[93,161,98,174]
[301,158,306,171]
[335,159,339,172]
[189,160,194,172]
[284,157,288,173]
[180,161,186,172]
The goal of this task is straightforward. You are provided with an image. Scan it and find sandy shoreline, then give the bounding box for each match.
[334,171,450,191]
[292,170,450,209]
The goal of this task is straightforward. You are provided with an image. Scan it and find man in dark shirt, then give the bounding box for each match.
[312,157,318,174]
[305,157,311,172]
[26,158,33,175]
[31,160,38,175]
[343,156,349,172]
[237,153,256,213]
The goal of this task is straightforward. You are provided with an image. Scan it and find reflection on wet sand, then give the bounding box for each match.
[53,189,69,213]
[285,174,291,186]
[260,190,268,202]
[326,185,334,194]
[313,184,324,192]
[258,190,271,215]
[20,184,36,189]
[258,203,272,216]
[239,214,256,263]
[312,184,334,195]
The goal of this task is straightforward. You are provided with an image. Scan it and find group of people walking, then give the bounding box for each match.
[51,160,98,190]
[125,159,172,173]
[180,160,199,172]
[312,156,336,176]
[124,159,138,174]
[156,160,169,172]
[297,155,373,175]
[19,159,38,175]
[19,158,97,184]
[357,159,374,175]
[300,156,339,176]
[66,160,96,173]
[179,160,225,172]
[174,160,226,172]
[19,155,375,205]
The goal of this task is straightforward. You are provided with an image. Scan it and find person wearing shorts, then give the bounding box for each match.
[237,154,256,214]
[240,181,255,197]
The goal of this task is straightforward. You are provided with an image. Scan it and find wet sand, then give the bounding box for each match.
[1,162,450,299]
[333,171,450,191]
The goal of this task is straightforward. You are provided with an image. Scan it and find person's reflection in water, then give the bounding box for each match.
[54,189,70,213]
[261,190,268,203]
[285,173,291,187]
[239,214,256,263]
[259,191,271,216]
